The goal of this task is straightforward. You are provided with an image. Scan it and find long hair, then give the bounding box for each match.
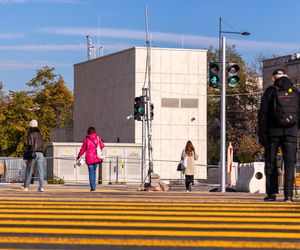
[87,127,96,134]
[185,140,195,156]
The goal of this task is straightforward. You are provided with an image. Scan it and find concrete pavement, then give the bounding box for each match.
[0,182,296,203]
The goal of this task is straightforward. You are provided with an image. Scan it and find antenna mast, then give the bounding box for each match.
[143,5,154,186]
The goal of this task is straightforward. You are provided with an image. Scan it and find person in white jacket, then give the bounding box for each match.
[182,140,198,192]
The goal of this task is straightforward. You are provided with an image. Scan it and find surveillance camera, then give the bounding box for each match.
[191,117,196,121]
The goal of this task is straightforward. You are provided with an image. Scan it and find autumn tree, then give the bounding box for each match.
[0,66,73,157]
[0,91,37,156]
[27,66,74,143]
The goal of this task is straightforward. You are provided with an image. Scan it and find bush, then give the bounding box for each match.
[47,175,64,184]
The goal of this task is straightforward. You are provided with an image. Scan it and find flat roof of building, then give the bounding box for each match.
[74,46,207,67]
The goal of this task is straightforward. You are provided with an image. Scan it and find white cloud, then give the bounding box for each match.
[0,60,71,70]
[0,43,130,52]
[0,0,81,4]
[0,0,26,4]
[0,33,24,39]
[41,27,300,52]
[0,44,85,51]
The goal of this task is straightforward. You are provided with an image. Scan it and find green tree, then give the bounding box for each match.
[0,66,73,157]
[27,66,74,144]
[0,91,36,156]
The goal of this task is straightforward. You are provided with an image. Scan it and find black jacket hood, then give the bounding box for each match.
[274,76,293,89]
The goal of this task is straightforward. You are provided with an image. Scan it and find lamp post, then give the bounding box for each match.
[218,17,250,192]
[219,17,250,60]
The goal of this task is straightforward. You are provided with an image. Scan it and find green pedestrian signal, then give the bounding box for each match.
[134,96,145,121]
[211,75,218,85]
[209,63,220,88]
[227,63,240,87]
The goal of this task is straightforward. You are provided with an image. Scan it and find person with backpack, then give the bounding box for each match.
[21,120,45,192]
[258,69,300,202]
[77,127,105,191]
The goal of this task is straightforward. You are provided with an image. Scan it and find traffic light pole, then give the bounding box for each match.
[220,36,226,192]
[145,89,154,180]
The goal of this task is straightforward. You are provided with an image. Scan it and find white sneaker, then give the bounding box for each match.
[21,186,28,191]
[38,188,44,192]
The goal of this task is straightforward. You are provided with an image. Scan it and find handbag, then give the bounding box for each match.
[90,138,105,160]
[177,160,185,171]
[177,149,186,171]
[96,144,105,160]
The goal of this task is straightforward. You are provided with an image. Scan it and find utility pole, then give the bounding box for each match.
[218,18,250,192]
[220,36,226,192]
[144,5,154,185]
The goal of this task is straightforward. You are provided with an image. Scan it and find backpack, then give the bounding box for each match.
[272,86,299,127]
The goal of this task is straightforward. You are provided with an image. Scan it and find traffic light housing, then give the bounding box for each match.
[134,96,145,121]
[227,63,240,87]
[150,103,154,120]
[209,62,220,88]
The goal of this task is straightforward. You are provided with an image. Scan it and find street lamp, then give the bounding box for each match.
[218,17,250,193]
[219,17,250,59]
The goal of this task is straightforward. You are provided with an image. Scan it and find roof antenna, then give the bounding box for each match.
[140,4,154,190]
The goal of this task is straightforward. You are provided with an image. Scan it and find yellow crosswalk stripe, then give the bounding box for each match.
[0,237,300,249]
[0,200,299,249]
[0,213,300,223]
[0,200,299,207]
[1,226,300,239]
[0,204,299,212]
[0,208,299,217]
[0,219,299,230]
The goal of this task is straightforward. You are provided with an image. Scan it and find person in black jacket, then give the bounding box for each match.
[258,69,300,202]
[21,120,45,192]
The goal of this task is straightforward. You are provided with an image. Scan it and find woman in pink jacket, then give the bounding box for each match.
[77,127,105,191]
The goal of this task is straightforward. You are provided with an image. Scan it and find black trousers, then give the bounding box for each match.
[264,136,297,197]
[185,175,194,190]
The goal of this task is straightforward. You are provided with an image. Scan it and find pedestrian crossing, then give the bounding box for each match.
[0,200,300,249]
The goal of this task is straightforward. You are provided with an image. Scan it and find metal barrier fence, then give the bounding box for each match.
[0,156,209,184]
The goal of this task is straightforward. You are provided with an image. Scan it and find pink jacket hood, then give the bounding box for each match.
[78,133,105,165]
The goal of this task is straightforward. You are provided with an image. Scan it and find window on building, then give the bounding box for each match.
[180,98,198,108]
[161,98,180,108]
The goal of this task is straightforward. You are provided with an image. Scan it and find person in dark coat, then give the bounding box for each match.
[258,69,300,202]
[22,120,45,192]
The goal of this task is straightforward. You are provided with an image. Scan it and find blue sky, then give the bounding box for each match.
[1,0,300,92]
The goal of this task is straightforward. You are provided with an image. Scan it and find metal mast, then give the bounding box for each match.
[143,5,154,185]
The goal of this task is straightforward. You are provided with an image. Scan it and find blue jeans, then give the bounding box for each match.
[24,152,44,190]
[88,163,98,190]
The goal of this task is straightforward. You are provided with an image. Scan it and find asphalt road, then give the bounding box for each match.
[0,184,299,249]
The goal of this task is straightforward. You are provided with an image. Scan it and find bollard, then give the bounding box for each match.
[108,160,112,185]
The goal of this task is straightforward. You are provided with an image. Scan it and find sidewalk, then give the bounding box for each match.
[1,182,298,204]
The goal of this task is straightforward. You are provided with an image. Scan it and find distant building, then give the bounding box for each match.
[263,53,300,90]
[73,47,208,180]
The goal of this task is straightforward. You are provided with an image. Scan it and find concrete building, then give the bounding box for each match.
[263,53,300,90]
[73,47,207,180]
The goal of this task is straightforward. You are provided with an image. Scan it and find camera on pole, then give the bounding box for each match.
[134,96,145,121]
[209,62,221,88]
[227,63,240,87]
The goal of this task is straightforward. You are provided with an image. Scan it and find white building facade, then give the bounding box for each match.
[74,47,207,180]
